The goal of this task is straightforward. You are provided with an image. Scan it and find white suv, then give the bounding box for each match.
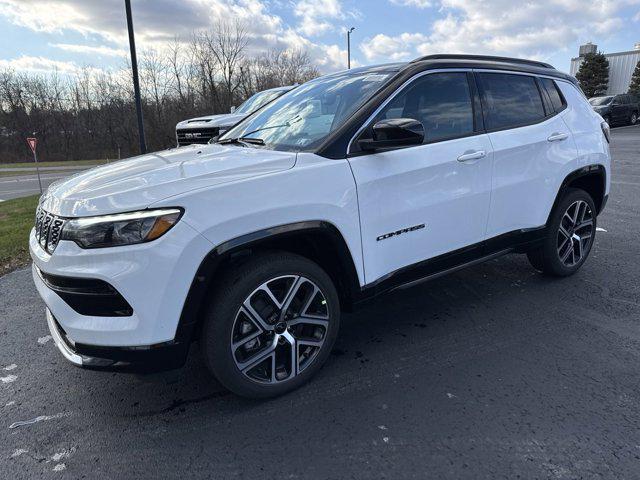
[30,55,611,398]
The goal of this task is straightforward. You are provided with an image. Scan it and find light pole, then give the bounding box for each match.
[347,27,355,69]
[124,0,147,154]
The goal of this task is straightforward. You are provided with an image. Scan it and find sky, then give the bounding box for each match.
[0,0,638,77]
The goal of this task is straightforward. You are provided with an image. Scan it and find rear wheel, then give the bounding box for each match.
[631,111,638,125]
[200,252,340,398]
[527,188,596,276]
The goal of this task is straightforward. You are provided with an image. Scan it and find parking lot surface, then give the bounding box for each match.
[1,125,639,478]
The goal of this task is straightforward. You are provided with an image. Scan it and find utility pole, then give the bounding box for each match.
[347,27,355,69]
[124,0,147,154]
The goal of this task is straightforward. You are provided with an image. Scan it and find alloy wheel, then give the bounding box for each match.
[230,275,330,384]
[631,112,638,125]
[557,200,594,267]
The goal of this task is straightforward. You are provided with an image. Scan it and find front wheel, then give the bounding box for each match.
[200,252,341,398]
[631,111,638,125]
[527,188,597,276]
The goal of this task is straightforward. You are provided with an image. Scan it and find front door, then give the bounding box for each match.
[347,71,493,284]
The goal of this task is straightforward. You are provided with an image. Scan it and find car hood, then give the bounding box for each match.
[41,144,297,217]
[176,113,247,130]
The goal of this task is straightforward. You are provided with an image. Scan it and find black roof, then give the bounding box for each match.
[337,54,576,85]
[411,54,554,69]
[405,54,576,84]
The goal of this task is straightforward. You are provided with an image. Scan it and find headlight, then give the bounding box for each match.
[61,208,182,248]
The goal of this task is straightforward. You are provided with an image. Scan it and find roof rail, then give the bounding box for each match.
[411,54,554,69]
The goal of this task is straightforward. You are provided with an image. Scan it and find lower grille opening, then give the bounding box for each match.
[39,270,133,317]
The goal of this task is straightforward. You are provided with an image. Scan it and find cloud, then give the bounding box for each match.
[361,0,638,65]
[390,0,432,8]
[293,0,357,37]
[50,43,128,58]
[0,55,83,75]
[0,0,351,73]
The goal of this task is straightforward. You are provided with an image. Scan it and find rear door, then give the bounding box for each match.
[347,71,493,284]
[476,72,578,238]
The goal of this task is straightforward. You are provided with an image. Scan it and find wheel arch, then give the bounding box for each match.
[548,165,607,224]
[174,221,362,344]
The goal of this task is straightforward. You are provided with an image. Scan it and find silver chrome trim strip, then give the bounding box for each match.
[46,308,84,367]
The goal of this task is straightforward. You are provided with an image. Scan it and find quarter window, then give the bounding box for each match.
[373,72,474,143]
[478,73,545,130]
[540,78,566,113]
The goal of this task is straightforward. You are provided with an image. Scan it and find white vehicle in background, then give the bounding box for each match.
[31,55,610,399]
[175,85,295,146]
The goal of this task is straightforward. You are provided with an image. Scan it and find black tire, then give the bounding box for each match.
[528,188,597,277]
[200,251,341,398]
[603,115,611,126]
[631,111,638,126]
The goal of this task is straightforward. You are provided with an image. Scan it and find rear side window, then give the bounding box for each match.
[478,73,545,130]
[540,78,567,113]
[375,72,474,143]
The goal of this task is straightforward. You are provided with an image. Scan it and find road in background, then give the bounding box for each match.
[0,171,87,201]
[0,126,639,479]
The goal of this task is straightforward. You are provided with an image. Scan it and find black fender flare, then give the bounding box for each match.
[174,221,361,344]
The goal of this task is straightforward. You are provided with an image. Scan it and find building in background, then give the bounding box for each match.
[570,42,640,95]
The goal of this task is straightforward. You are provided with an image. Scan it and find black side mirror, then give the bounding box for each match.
[358,118,425,151]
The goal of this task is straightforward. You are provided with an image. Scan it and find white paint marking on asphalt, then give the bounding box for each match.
[53,464,66,472]
[38,335,52,345]
[378,425,388,430]
[3,364,17,371]
[1,374,17,384]
[5,401,16,407]
[11,449,28,458]
[8,412,69,429]
[51,448,75,462]
[447,392,456,398]
[596,227,607,232]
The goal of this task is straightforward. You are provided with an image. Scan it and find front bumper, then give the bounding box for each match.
[46,309,188,372]
[29,216,214,369]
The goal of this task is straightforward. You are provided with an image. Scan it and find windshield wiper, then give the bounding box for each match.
[218,116,302,146]
[217,137,264,146]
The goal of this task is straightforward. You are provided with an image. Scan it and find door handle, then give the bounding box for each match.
[547,132,568,142]
[457,150,486,162]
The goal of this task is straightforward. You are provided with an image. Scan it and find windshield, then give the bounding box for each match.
[589,96,613,106]
[235,89,287,114]
[220,71,393,152]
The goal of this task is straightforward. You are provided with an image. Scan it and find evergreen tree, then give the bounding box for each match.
[575,52,609,98]
[628,60,640,97]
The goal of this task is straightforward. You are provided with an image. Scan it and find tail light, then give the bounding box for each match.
[601,121,610,143]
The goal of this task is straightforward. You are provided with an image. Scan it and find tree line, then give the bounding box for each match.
[0,22,320,163]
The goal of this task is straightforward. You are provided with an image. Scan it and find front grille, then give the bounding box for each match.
[34,205,66,254]
[176,126,220,146]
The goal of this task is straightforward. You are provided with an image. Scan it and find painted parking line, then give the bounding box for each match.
[596,227,607,232]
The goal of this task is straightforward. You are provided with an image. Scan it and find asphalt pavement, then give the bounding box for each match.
[1,125,639,479]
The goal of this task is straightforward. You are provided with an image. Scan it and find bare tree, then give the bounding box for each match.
[0,25,321,163]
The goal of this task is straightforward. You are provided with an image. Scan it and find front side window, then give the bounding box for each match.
[478,73,545,130]
[372,72,474,143]
[220,71,393,152]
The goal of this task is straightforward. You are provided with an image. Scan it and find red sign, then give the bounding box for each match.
[27,137,37,154]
